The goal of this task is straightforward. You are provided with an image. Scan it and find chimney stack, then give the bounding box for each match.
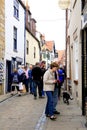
[22,0,30,10]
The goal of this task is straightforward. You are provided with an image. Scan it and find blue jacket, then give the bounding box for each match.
[58,68,65,83]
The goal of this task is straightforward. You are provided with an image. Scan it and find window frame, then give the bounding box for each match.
[13,0,19,20]
[34,47,36,58]
[13,26,17,52]
[26,40,29,55]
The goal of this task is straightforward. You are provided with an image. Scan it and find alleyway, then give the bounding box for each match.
[0,93,86,130]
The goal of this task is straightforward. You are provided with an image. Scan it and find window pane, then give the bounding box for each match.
[13,27,17,51]
[13,0,19,19]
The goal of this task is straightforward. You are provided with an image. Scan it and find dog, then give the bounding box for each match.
[63,91,73,105]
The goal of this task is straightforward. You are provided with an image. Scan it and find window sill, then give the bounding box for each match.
[74,80,78,85]
[67,77,71,79]
[13,49,18,53]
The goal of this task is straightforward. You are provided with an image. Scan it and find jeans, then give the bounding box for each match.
[24,79,29,92]
[29,78,33,93]
[53,87,59,112]
[41,80,45,96]
[33,80,42,97]
[45,91,54,116]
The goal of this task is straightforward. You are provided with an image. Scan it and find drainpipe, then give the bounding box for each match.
[82,30,85,115]
[65,9,68,90]
[24,9,26,66]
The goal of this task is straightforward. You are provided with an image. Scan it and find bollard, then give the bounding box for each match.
[85,97,87,127]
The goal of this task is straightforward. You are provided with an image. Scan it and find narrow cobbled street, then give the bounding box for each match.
[0,94,46,130]
[0,93,86,130]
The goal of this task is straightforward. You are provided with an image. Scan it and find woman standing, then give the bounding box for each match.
[43,62,58,120]
[10,69,20,96]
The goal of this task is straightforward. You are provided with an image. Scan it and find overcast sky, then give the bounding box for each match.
[28,0,66,50]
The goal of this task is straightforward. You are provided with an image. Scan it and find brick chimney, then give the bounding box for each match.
[22,0,30,10]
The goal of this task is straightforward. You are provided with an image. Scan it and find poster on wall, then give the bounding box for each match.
[0,61,4,84]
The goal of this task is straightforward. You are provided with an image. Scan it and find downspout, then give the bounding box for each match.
[24,9,26,65]
[82,30,85,115]
[65,9,68,90]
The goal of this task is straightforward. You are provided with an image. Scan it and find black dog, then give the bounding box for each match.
[63,91,73,105]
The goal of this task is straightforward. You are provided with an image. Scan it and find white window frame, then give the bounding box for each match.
[13,0,19,19]
[13,26,17,51]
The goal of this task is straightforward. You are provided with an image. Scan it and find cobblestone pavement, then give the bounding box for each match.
[0,93,87,130]
[0,93,46,130]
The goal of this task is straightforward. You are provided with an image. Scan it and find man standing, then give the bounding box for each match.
[40,61,46,97]
[32,62,42,99]
[28,65,33,94]
[58,64,65,98]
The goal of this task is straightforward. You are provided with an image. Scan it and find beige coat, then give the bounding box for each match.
[43,69,55,91]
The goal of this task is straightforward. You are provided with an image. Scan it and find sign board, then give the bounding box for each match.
[0,61,4,84]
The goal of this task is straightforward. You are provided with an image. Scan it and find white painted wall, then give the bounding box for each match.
[4,0,25,93]
[68,0,82,106]
[5,0,25,63]
[26,31,40,65]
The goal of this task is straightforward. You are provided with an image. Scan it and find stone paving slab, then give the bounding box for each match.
[0,93,12,102]
[0,93,87,130]
[42,99,87,130]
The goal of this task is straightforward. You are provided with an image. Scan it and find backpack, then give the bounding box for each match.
[12,73,19,83]
[19,72,26,82]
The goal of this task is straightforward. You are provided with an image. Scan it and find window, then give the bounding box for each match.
[34,47,36,58]
[26,40,29,55]
[13,27,17,51]
[13,0,19,19]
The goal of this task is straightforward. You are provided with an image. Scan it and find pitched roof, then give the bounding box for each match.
[42,41,54,51]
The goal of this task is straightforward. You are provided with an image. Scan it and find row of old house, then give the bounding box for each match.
[0,0,59,94]
[65,0,87,116]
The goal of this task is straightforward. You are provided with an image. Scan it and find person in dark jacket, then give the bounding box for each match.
[10,69,21,96]
[32,62,42,99]
[53,70,60,114]
[57,65,66,98]
[40,61,46,97]
[28,65,33,94]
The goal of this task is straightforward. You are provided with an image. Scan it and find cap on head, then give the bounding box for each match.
[18,65,21,68]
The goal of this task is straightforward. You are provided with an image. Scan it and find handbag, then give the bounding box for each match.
[19,82,23,90]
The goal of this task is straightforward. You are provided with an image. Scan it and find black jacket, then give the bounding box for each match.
[32,66,42,81]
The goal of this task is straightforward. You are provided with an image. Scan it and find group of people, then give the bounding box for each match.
[10,61,66,121]
[10,61,46,97]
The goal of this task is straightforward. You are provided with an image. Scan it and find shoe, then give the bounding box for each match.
[50,115,57,120]
[30,92,33,94]
[18,94,21,96]
[46,114,50,117]
[11,93,14,96]
[42,95,45,98]
[54,111,60,114]
[34,96,37,100]
[39,96,45,98]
